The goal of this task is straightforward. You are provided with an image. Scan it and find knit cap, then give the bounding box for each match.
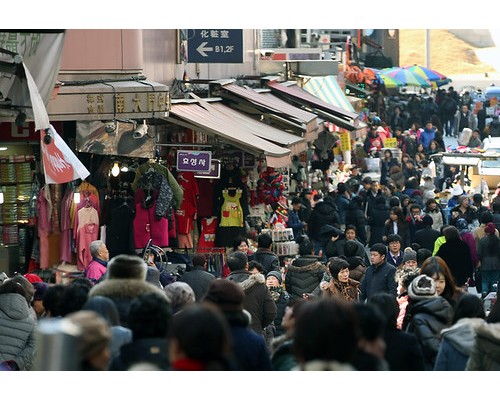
[266,270,283,285]
[204,279,245,312]
[402,247,417,264]
[408,274,437,300]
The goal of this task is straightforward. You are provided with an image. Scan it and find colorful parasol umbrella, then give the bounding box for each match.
[378,73,403,88]
[379,66,432,88]
[403,65,448,82]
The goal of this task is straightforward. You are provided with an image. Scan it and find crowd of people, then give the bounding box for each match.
[1,85,500,375]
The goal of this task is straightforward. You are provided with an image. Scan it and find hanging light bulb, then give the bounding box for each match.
[73,192,81,204]
[0,191,4,205]
[111,162,120,177]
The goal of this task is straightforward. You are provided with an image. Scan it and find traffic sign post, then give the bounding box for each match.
[187,29,243,63]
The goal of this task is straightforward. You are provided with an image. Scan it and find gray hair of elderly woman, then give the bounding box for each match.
[163,281,196,313]
[89,240,105,258]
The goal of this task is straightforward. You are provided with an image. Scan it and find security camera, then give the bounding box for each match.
[133,120,148,139]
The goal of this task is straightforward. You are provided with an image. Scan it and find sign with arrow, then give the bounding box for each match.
[186,29,243,64]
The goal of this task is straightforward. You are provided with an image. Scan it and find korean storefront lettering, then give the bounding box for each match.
[85,92,170,115]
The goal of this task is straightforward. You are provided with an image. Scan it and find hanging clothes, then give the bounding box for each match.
[59,184,75,263]
[75,203,100,270]
[105,198,136,258]
[133,188,169,249]
[219,189,244,227]
[197,217,218,252]
[175,171,199,249]
[36,186,52,270]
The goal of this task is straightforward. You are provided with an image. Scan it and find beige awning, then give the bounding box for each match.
[164,98,309,168]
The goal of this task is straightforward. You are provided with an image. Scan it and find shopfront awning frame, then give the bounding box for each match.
[163,96,309,168]
[266,80,360,131]
[211,80,320,142]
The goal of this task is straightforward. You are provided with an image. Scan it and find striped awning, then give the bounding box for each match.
[301,75,355,113]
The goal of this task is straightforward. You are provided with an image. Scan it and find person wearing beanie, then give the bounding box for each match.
[225,251,277,337]
[386,234,404,268]
[472,211,499,247]
[322,257,360,302]
[178,253,215,302]
[403,274,454,370]
[65,310,112,371]
[401,247,418,268]
[204,279,273,371]
[163,281,196,314]
[477,222,500,297]
[414,214,441,252]
[23,273,43,284]
[88,254,168,327]
[360,243,397,302]
[265,271,290,338]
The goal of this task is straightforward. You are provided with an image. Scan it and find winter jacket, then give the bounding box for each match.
[477,235,500,271]
[359,261,397,302]
[345,198,367,244]
[368,202,390,246]
[85,258,107,283]
[325,238,369,265]
[252,248,279,275]
[322,278,360,302]
[109,337,170,371]
[88,279,168,328]
[0,293,37,370]
[307,199,340,242]
[436,238,474,287]
[434,318,486,371]
[383,220,411,248]
[383,327,426,371]
[345,255,367,283]
[414,226,442,252]
[404,296,454,370]
[335,194,351,226]
[225,311,273,371]
[177,266,215,302]
[268,287,290,337]
[466,322,500,370]
[227,271,277,335]
[285,256,326,299]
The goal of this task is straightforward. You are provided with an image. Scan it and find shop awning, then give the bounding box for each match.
[212,81,319,142]
[164,98,304,168]
[46,79,169,121]
[266,80,360,131]
[301,75,355,112]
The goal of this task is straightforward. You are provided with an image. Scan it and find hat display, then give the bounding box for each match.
[266,270,283,285]
[408,274,437,300]
[402,247,417,264]
[204,279,245,312]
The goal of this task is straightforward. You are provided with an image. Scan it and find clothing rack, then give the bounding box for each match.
[195,247,226,277]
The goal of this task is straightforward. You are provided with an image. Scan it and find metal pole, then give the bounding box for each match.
[426,29,430,69]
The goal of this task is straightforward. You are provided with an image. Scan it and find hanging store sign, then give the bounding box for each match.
[194,159,220,179]
[187,29,243,63]
[176,150,212,172]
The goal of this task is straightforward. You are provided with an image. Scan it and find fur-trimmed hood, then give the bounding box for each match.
[288,257,325,273]
[441,318,486,356]
[89,278,167,300]
[227,270,266,293]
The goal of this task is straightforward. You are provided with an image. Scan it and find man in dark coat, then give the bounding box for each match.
[226,251,277,336]
[177,253,215,302]
[415,214,441,252]
[204,278,273,370]
[369,292,426,371]
[345,196,367,245]
[368,195,390,247]
[360,243,397,302]
[252,233,280,275]
[307,196,340,256]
